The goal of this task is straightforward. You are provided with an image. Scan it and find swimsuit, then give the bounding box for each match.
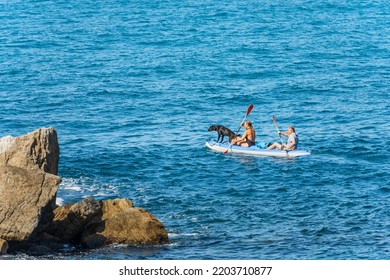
[246,139,255,147]
[245,129,256,147]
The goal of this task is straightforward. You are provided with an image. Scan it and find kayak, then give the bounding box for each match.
[205,139,311,158]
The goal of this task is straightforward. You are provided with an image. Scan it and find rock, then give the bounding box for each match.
[27,245,54,256]
[46,198,168,249]
[48,197,102,242]
[0,238,8,255]
[0,128,169,253]
[0,164,61,242]
[99,198,134,219]
[0,127,59,175]
[0,136,15,154]
[80,198,169,248]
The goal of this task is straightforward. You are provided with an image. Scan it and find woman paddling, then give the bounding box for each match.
[231,120,256,147]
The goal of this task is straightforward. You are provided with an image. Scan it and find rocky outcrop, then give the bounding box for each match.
[0,164,61,241]
[0,128,169,255]
[47,197,102,242]
[0,127,59,175]
[80,198,169,248]
[47,198,169,249]
[0,128,61,246]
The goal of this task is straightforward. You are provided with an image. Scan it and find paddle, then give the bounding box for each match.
[272,115,290,158]
[272,115,284,146]
[223,104,254,154]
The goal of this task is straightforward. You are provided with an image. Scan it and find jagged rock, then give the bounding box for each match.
[47,197,101,242]
[0,164,61,242]
[80,198,169,248]
[0,128,169,254]
[0,127,61,245]
[45,198,168,249]
[89,207,169,246]
[0,238,8,255]
[0,127,59,175]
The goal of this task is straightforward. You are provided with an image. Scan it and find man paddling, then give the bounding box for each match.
[267,126,298,151]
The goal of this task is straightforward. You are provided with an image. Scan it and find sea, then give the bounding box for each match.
[0,0,389,260]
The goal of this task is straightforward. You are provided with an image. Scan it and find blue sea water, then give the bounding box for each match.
[0,0,389,260]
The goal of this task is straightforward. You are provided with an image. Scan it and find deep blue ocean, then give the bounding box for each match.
[0,0,389,260]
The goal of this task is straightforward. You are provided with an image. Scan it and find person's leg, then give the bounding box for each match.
[231,136,240,145]
[267,142,281,150]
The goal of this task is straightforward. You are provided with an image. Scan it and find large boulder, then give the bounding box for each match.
[48,198,169,249]
[0,128,169,253]
[47,197,102,242]
[0,127,59,175]
[83,206,169,247]
[0,164,61,241]
[0,128,61,244]
[80,198,169,248]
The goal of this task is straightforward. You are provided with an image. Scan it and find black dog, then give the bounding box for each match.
[208,125,238,143]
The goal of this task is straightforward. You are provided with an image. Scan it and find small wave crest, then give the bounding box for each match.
[57,177,120,204]
[56,197,64,206]
[60,177,83,192]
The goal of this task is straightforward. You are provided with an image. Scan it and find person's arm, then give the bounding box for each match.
[278,131,288,137]
[236,131,249,144]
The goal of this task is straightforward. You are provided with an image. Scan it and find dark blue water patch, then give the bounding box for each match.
[379,187,390,193]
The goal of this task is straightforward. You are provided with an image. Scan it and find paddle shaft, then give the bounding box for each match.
[224,105,254,154]
[272,115,285,145]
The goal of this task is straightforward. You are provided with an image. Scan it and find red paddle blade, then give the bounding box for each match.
[246,104,254,117]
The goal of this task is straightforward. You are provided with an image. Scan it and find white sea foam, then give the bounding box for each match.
[60,178,83,192]
[56,197,64,206]
[59,177,120,201]
[168,233,198,238]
